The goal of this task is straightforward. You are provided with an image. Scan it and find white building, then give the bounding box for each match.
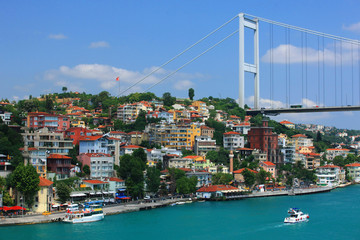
[326,148,350,161]
[345,162,360,182]
[194,136,216,156]
[0,110,11,125]
[316,164,345,187]
[223,131,244,150]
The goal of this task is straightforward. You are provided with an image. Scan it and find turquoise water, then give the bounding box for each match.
[2,185,360,240]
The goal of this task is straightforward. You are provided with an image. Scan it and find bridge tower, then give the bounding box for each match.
[238,13,260,109]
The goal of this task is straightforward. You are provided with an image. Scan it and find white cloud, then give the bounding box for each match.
[44,64,171,94]
[261,44,357,65]
[48,34,67,40]
[246,96,285,108]
[343,22,360,34]
[89,41,110,48]
[173,80,194,90]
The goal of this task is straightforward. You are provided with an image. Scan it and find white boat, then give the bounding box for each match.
[176,202,185,205]
[284,208,309,223]
[63,207,105,224]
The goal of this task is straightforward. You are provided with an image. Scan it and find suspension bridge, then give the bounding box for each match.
[118,13,360,115]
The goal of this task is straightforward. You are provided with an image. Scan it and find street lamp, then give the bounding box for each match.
[20,196,24,217]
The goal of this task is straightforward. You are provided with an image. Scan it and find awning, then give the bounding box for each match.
[70,193,86,197]
[52,204,60,208]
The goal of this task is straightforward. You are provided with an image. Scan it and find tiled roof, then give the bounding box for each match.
[197,185,239,192]
[107,177,124,182]
[292,134,307,138]
[326,148,350,151]
[78,135,103,141]
[261,161,276,166]
[39,177,53,187]
[83,180,108,184]
[183,155,201,159]
[236,147,254,151]
[48,154,72,159]
[178,168,192,172]
[224,131,241,135]
[345,163,360,167]
[280,120,294,124]
[318,164,341,169]
[19,147,38,151]
[233,168,258,174]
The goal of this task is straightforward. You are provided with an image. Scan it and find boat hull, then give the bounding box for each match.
[63,213,104,224]
[284,214,309,223]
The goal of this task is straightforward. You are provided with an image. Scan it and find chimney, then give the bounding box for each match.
[229,150,234,173]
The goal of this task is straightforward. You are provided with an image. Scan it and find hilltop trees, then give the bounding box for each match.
[188,88,195,101]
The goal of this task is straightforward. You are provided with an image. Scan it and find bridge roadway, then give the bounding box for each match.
[246,105,360,116]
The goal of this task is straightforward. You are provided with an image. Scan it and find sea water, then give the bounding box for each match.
[2,185,360,240]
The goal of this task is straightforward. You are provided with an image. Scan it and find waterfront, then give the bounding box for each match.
[2,185,360,240]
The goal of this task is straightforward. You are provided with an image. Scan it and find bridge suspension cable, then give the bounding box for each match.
[116,14,238,96]
[245,13,360,46]
[143,30,239,93]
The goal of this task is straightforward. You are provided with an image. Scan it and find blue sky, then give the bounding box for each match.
[1,0,360,129]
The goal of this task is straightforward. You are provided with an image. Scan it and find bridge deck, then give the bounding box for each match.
[246,106,360,116]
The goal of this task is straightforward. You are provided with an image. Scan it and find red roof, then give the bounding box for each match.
[84,153,112,158]
[47,154,72,159]
[127,131,143,135]
[280,120,294,124]
[39,177,53,187]
[318,164,341,169]
[233,168,258,174]
[261,161,276,166]
[78,135,103,141]
[197,185,238,192]
[345,163,360,167]
[224,131,241,135]
[183,155,201,159]
[236,147,254,151]
[107,177,124,182]
[326,148,350,151]
[292,134,307,138]
[110,131,126,134]
[19,147,38,151]
[178,168,192,172]
[83,180,108,184]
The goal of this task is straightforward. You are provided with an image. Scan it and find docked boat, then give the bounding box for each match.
[63,207,104,223]
[284,208,309,223]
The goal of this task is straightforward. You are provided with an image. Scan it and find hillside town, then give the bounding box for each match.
[1,89,360,217]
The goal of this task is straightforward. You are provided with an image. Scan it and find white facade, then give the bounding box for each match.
[223,132,244,150]
[316,165,345,187]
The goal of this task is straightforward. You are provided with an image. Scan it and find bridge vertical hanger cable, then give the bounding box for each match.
[305,32,308,107]
[340,41,343,106]
[322,35,325,107]
[334,40,337,106]
[117,15,238,96]
[351,43,354,105]
[270,23,274,108]
[288,29,291,107]
[301,32,304,106]
[358,44,360,105]
[317,36,320,106]
[285,28,288,108]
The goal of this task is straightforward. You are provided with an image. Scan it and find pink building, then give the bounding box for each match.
[259,161,276,178]
[27,112,70,131]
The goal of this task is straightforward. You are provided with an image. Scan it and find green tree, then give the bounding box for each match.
[162,92,176,107]
[12,165,40,208]
[188,88,195,101]
[133,110,147,131]
[132,148,147,170]
[212,173,233,185]
[83,165,91,176]
[45,95,54,113]
[256,169,271,185]
[146,167,161,193]
[62,86,68,93]
[168,168,185,194]
[56,182,71,203]
[176,176,197,194]
[333,156,345,167]
[242,169,256,189]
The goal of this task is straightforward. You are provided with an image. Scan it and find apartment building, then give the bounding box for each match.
[27,112,70,131]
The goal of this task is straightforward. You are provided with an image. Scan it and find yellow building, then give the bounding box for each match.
[71,120,86,128]
[192,101,209,116]
[159,124,201,150]
[32,177,54,213]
